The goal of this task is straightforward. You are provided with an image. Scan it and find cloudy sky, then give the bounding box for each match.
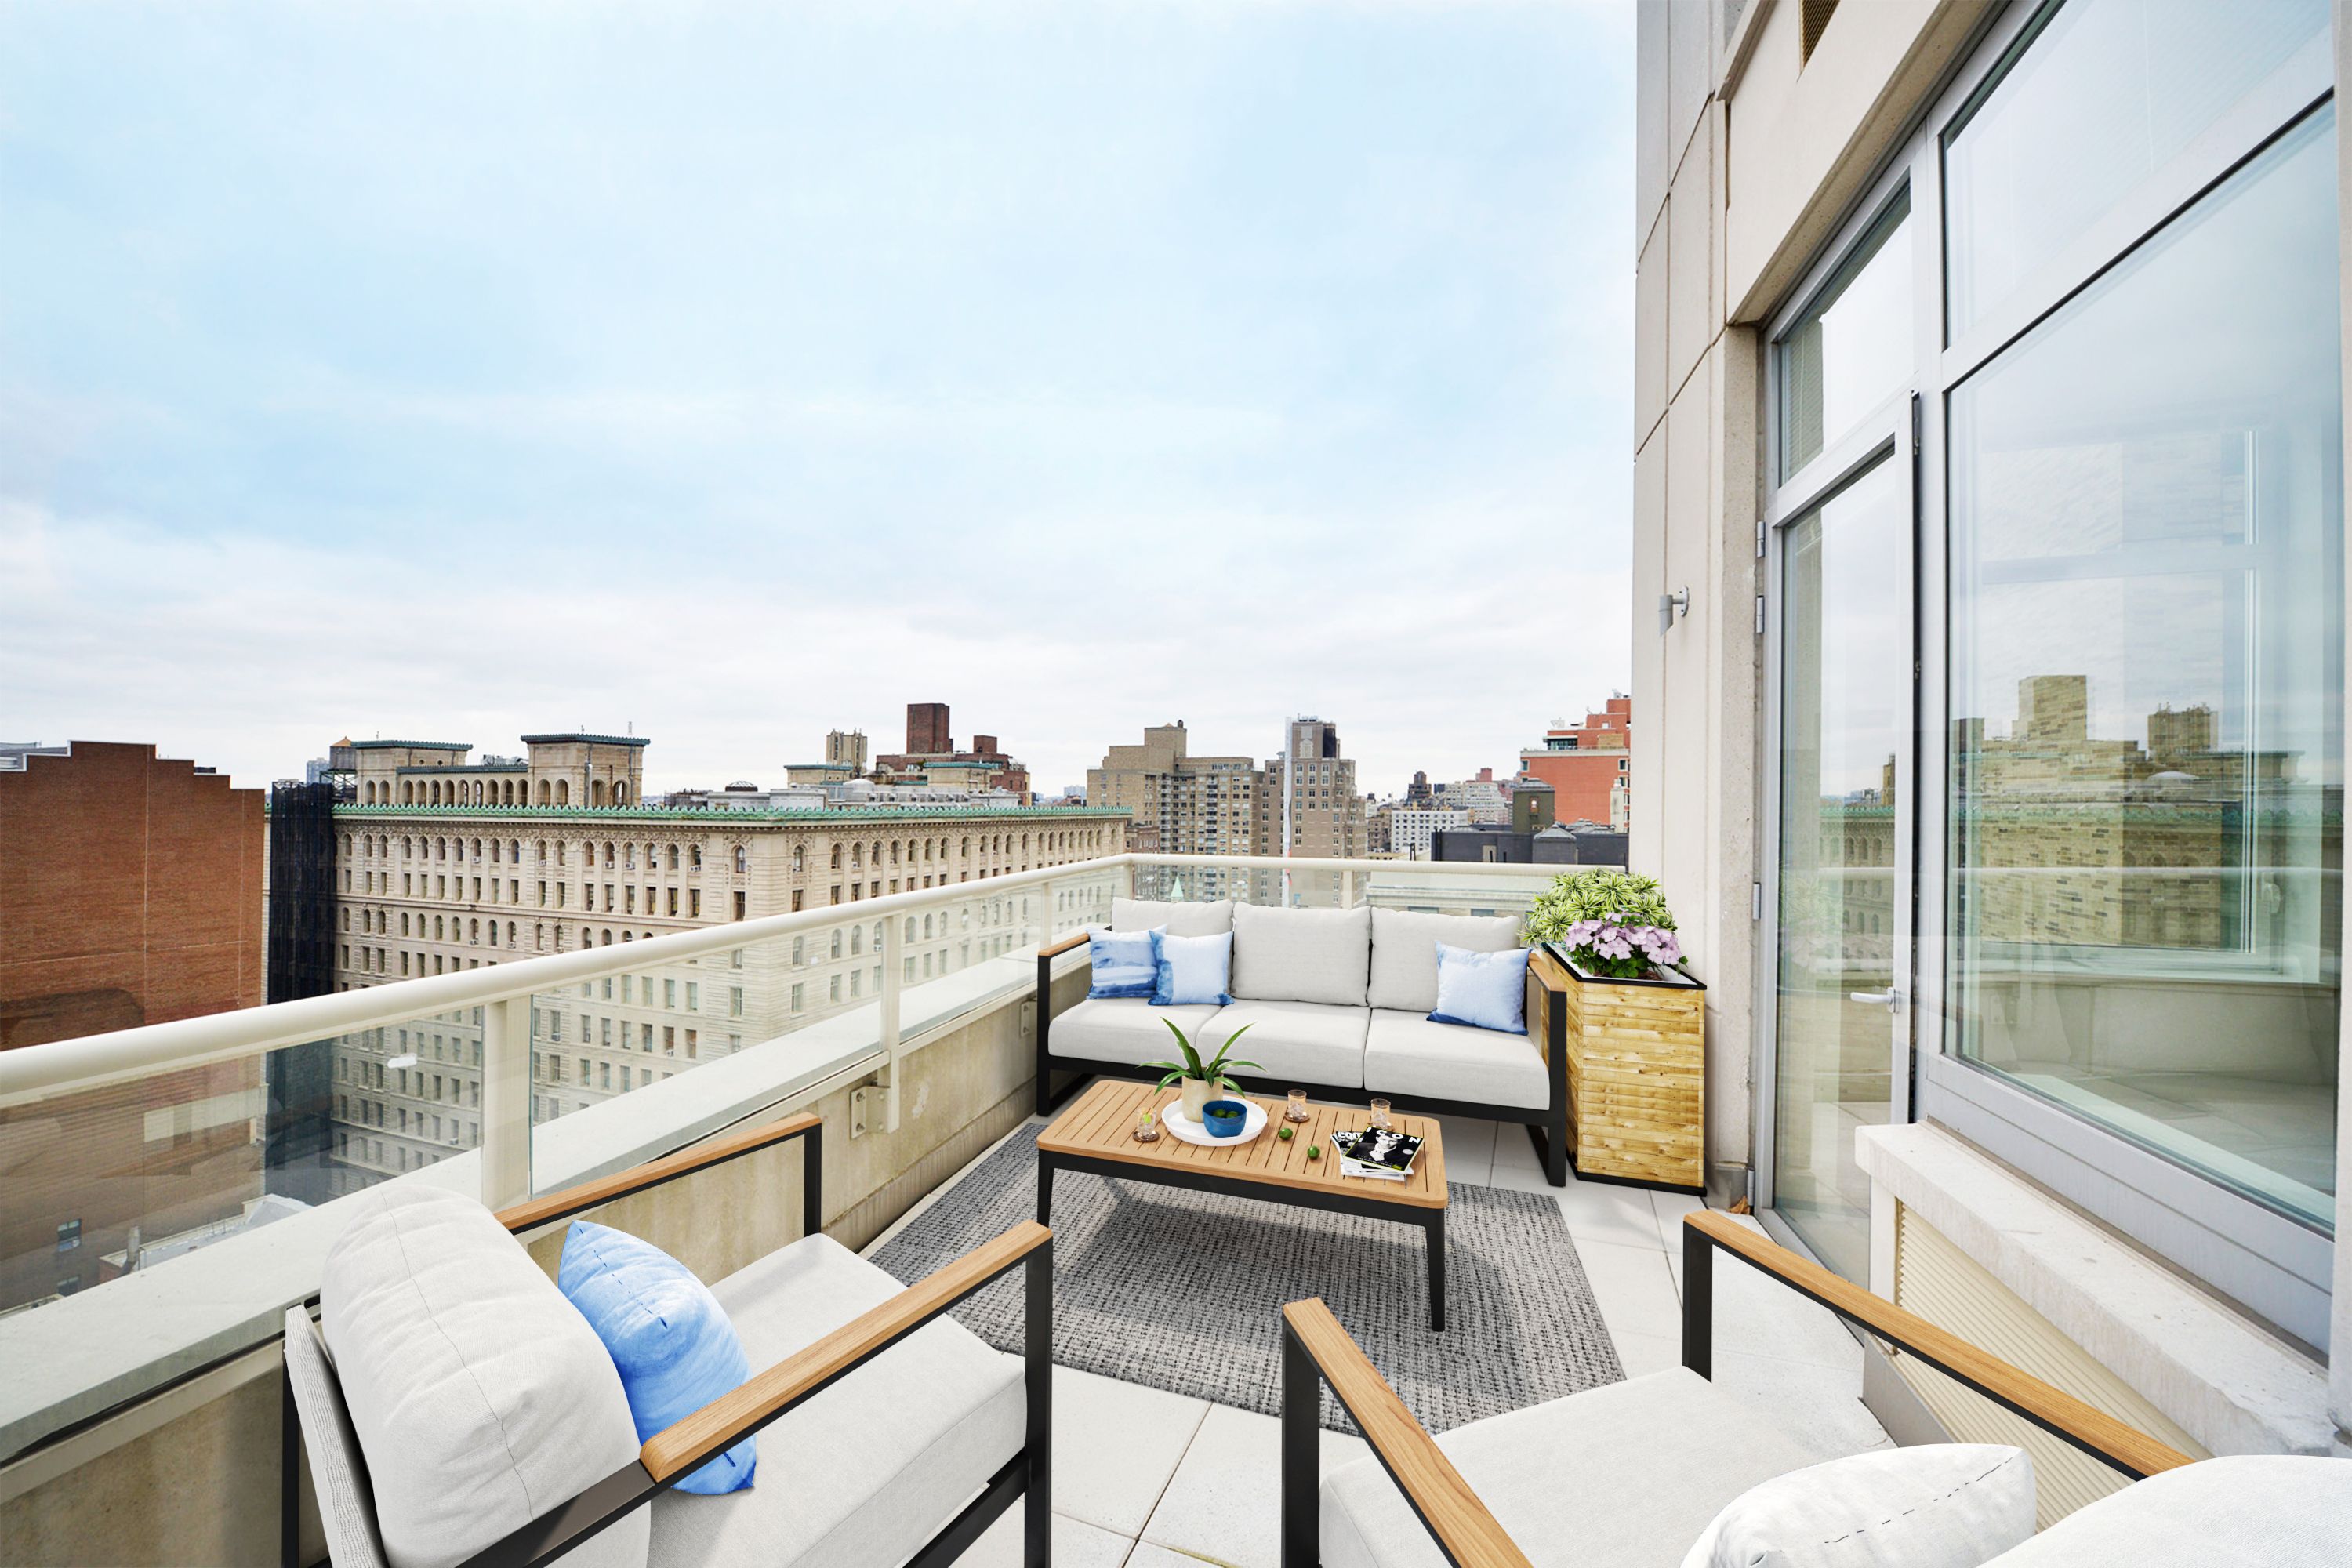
[0,0,1634,798]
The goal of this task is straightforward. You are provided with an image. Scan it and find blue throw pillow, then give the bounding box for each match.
[558,1220,756,1494]
[1429,942,1530,1035]
[1150,929,1233,1007]
[1087,926,1163,999]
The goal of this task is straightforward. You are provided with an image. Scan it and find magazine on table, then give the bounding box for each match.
[1331,1127,1422,1181]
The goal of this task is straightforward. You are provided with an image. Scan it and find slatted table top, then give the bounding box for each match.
[1038,1079,1448,1210]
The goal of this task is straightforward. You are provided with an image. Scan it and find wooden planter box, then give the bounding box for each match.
[1542,943,1705,1195]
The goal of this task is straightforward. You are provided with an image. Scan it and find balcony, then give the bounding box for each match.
[0,852,2332,1566]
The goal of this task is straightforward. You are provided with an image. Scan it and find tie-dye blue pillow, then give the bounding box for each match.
[1087,927,1162,999]
[1151,929,1234,1007]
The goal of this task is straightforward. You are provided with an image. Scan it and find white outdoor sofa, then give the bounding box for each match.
[1279,1209,2352,1567]
[280,1114,1054,1568]
[1035,898,1569,1186]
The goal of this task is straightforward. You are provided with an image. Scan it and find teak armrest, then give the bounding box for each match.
[1681,1210,2194,1480]
[642,1219,1054,1482]
[1040,929,1091,960]
[496,1110,823,1236]
[1525,946,1571,993]
[1281,1298,1533,1568]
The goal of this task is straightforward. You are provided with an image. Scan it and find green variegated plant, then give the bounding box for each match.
[1141,1018,1261,1095]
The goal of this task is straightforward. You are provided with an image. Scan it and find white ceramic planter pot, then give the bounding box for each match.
[1178,1077,1216,1121]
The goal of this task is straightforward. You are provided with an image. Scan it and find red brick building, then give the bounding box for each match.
[1516,697,1632,829]
[0,742,267,1307]
[873,702,1033,798]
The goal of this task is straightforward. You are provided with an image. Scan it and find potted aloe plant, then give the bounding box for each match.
[1142,1019,1260,1122]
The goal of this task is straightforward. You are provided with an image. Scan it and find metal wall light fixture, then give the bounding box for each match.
[1657,586,1690,635]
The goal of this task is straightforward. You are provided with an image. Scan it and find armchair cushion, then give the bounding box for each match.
[559,1220,757,1495]
[1681,1445,2033,1568]
[1110,895,1234,937]
[1368,909,1523,1012]
[647,1233,1025,1568]
[1978,1455,2352,1567]
[1199,1000,1370,1089]
[321,1185,648,1568]
[1321,1368,1830,1568]
[1365,1009,1550,1109]
[1232,904,1374,1007]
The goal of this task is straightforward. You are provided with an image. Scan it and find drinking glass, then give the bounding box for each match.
[1369,1098,1392,1130]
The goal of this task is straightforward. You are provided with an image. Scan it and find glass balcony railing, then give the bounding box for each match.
[0,850,1561,1464]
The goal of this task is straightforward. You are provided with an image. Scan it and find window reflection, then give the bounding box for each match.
[1944,0,2326,336]
[1779,191,1911,479]
[1947,108,2342,1229]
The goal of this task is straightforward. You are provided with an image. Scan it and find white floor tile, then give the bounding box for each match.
[1141,1403,1372,1568]
[1483,1126,1556,1193]
[1432,1115,1497,1187]
[1051,1365,1210,1536]
[963,1508,1136,1568]
[1650,1190,1705,1250]
[1127,1544,1217,1567]
[1576,1239,1682,1342]
[1555,1178,1668,1251]
[1609,1328,1682,1380]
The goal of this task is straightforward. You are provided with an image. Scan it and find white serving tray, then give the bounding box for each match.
[1161,1099,1269,1147]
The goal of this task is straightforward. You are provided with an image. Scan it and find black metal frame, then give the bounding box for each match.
[1034,948,1572,1190]
[282,1120,1057,1568]
[1039,1147,1446,1331]
[1275,1217,2185,1567]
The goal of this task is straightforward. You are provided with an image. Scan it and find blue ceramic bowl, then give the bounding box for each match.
[1200,1099,1249,1138]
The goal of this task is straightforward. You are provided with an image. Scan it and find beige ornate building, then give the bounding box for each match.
[322,733,1126,1187]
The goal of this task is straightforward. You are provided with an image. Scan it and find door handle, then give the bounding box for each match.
[1849,989,1904,1013]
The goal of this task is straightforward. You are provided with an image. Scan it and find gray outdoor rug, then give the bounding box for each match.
[869,1123,1624,1433]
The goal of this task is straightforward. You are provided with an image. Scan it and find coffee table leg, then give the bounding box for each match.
[1037,1154,1054,1227]
[1426,1211,1446,1332]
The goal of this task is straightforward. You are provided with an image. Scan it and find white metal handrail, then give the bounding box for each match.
[0,850,1577,1206]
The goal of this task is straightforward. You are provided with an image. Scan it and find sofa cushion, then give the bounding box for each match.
[1199,1000,1369,1089]
[1430,944,1531,1035]
[1086,926,1162,999]
[648,1233,1025,1568]
[1111,896,1234,937]
[321,1185,648,1568]
[1681,1445,2033,1568]
[1152,929,1234,1007]
[1050,996,1223,1069]
[1368,910,1523,1013]
[1978,1455,2352,1568]
[1321,1367,1830,1568]
[1365,1009,1549,1109]
[1232,904,1373,1007]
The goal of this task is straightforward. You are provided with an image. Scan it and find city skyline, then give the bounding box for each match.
[0,1,1636,798]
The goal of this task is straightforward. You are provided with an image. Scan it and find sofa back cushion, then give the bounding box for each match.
[322,1185,649,1568]
[1110,896,1234,938]
[1231,903,1373,1007]
[1368,909,1523,1013]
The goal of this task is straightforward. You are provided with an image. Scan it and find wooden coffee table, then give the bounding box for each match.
[1035,1079,1451,1330]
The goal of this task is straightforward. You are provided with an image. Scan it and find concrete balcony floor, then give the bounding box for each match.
[867,1109,1893,1567]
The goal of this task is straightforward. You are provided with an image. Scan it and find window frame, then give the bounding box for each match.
[1752,0,2341,1345]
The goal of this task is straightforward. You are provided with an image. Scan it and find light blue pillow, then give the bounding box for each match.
[1087,926,1163,999]
[558,1220,756,1494]
[1151,929,1233,1007]
[1429,942,1530,1035]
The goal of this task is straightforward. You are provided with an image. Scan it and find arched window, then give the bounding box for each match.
[538,779,552,805]
[733,845,748,873]
[793,845,805,872]
[613,782,627,805]
[604,841,616,869]
[433,916,445,940]
[592,779,608,808]
[831,930,844,959]
[556,779,570,805]
[667,844,680,870]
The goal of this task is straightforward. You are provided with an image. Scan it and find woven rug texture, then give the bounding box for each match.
[869,1123,1625,1433]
